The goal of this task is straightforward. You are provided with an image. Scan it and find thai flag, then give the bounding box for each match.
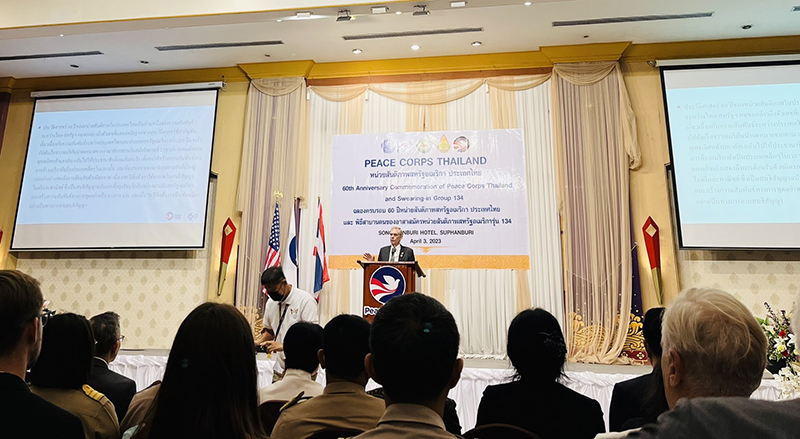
[262,202,280,294]
[313,200,330,299]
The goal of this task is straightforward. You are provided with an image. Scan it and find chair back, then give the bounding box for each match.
[258,400,287,435]
[463,423,542,439]
[308,428,364,439]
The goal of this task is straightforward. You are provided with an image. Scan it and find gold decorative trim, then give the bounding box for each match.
[622,35,800,62]
[541,42,632,63]
[328,255,530,269]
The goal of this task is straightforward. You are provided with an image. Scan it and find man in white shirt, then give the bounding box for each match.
[363,226,415,262]
[255,266,319,382]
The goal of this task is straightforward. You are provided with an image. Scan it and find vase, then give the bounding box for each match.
[767,358,788,374]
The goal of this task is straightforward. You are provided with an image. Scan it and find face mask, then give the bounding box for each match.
[267,289,283,302]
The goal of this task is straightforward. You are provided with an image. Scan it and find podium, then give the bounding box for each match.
[358,260,425,321]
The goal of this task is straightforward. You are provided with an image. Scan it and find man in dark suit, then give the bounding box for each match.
[609,307,669,431]
[0,270,84,439]
[363,226,415,262]
[88,311,137,421]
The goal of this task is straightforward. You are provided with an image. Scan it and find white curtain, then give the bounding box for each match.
[235,77,309,327]
[552,62,639,363]
[307,77,563,358]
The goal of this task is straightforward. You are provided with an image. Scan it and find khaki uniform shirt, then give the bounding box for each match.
[258,368,323,403]
[119,382,160,435]
[271,381,386,439]
[355,403,459,439]
[32,385,120,439]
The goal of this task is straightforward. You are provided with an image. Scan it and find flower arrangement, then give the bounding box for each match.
[757,302,799,399]
[756,302,797,364]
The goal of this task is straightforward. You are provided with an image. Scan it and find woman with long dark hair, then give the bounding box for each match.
[129,303,264,439]
[476,308,605,439]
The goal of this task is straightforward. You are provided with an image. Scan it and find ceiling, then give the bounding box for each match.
[0,0,798,78]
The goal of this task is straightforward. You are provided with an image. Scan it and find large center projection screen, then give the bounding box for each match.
[11,89,217,250]
[663,62,800,249]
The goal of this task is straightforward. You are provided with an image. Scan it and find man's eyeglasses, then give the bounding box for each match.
[40,309,57,327]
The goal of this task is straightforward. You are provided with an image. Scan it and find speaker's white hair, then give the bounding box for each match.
[662,288,766,397]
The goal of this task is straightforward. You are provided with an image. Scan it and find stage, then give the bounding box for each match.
[113,350,782,432]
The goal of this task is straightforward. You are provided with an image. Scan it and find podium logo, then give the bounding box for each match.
[369,266,406,304]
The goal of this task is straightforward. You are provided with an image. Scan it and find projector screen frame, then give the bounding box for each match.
[660,59,800,251]
[10,86,221,252]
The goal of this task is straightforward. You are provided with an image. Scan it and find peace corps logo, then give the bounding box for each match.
[369,266,406,304]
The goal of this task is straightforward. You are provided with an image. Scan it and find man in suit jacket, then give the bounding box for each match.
[363,227,415,262]
[88,311,137,421]
[609,307,669,431]
[0,270,84,439]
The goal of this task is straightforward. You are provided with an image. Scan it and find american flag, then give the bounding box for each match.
[263,202,281,272]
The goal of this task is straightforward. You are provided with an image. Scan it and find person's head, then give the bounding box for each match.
[389,227,403,247]
[320,315,371,385]
[135,303,263,439]
[0,270,44,370]
[643,307,666,367]
[661,288,767,409]
[91,311,122,363]
[261,266,289,302]
[507,308,566,384]
[366,293,462,405]
[29,313,94,390]
[284,322,323,374]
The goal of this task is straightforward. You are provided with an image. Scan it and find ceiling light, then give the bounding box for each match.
[451,1,467,7]
[59,34,64,37]
[741,24,752,30]
[296,11,313,18]
[411,44,421,50]
[353,48,363,54]
[395,11,402,15]
[413,5,430,16]
[524,1,532,5]
[70,64,79,68]
[371,6,389,14]
[276,19,282,22]
[471,41,482,46]
[337,10,355,22]
[140,60,149,64]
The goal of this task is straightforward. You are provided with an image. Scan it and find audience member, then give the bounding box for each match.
[271,315,385,439]
[0,270,84,439]
[366,388,462,435]
[626,288,800,439]
[120,381,160,435]
[129,302,264,439]
[476,308,605,439]
[258,321,324,403]
[89,311,137,421]
[609,307,669,431]
[29,313,120,439]
[356,293,463,439]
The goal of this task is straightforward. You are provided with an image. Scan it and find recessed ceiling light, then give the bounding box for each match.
[471,41,482,46]
[451,1,467,7]
[70,64,79,68]
[524,1,532,5]
[583,35,589,38]
[140,60,149,64]
[371,6,389,14]
[296,11,313,18]
[411,44,421,50]
[59,34,64,37]
[264,54,271,57]
[741,24,752,30]
[353,48,363,54]
[276,19,282,22]
[395,11,402,15]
